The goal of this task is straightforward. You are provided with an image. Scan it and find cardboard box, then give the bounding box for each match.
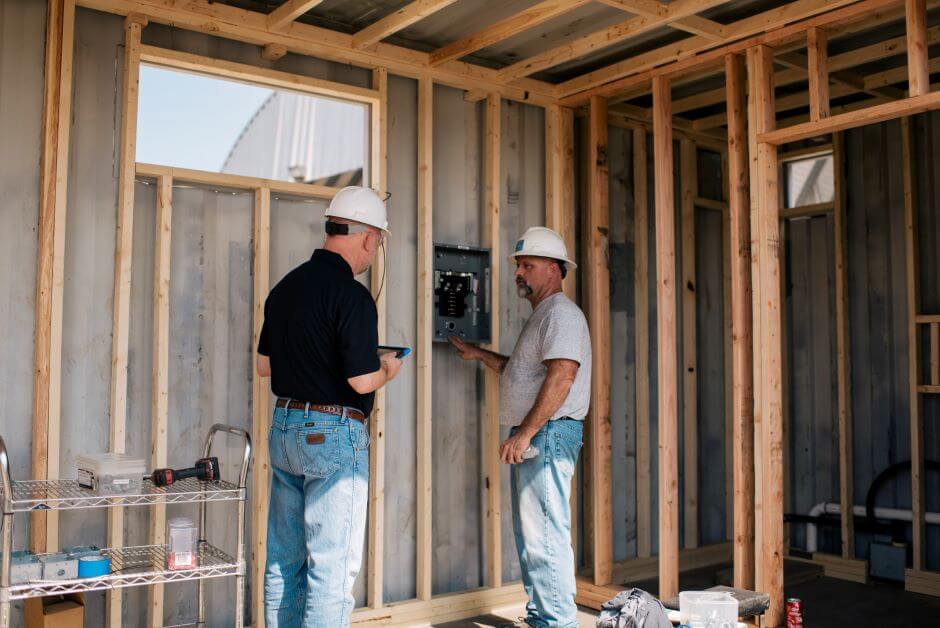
[24,593,84,628]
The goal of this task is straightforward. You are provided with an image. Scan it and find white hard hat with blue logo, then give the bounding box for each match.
[510,226,576,269]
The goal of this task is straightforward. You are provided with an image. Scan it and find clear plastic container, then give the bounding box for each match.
[167,517,198,570]
[76,453,146,495]
[680,591,738,628]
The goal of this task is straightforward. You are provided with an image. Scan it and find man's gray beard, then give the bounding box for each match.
[516,282,533,298]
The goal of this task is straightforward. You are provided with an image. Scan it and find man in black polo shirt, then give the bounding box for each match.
[257,186,401,627]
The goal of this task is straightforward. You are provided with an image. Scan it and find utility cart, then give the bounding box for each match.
[0,424,251,627]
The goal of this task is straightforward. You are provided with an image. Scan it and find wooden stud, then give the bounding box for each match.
[652,75,679,600]
[725,55,754,589]
[147,175,172,628]
[547,105,580,552]
[584,95,613,586]
[107,18,143,627]
[416,77,434,602]
[778,215,790,556]
[633,126,652,559]
[32,0,75,556]
[429,0,587,67]
[750,44,784,627]
[267,0,327,31]
[546,105,578,301]
[758,91,940,145]
[483,93,502,589]
[833,132,855,560]
[353,0,459,49]
[902,118,926,572]
[906,0,930,96]
[367,67,388,610]
[807,27,830,121]
[680,138,699,550]
[721,146,734,545]
[250,187,271,625]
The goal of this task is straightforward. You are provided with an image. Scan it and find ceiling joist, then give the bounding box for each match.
[496,0,731,81]
[267,0,325,31]
[597,0,727,42]
[353,0,459,50]
[429,0,589,67]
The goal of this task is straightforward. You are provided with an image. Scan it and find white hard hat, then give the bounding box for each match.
[510,226,576,269]
[325,186,390,235]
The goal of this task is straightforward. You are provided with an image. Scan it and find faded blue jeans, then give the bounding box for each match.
[511,418,583,628]
[264,405,369,627]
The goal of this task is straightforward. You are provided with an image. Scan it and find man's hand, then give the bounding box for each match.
[500,428,534,465]
[448,336,482,361]
[380,353,403,381]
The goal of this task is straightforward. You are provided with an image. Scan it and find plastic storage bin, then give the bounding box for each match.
[679,591,738,628]
[75,453,146,495]
[167,517,198,570]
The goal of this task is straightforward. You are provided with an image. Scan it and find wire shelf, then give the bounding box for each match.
[4,542,240,601]
[0,477,243,512]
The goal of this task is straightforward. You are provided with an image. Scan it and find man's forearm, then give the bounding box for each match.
[516,370,574,436]
[478,349,509,373]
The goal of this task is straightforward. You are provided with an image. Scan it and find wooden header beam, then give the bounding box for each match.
[758,91,940,145]
[78,0,557,106]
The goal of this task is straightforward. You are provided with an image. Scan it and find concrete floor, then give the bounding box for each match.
[438,571,940,627]
[433,604,598,627]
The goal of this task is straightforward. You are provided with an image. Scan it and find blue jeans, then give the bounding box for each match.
[511,418,583,628]
[264,406,369,627]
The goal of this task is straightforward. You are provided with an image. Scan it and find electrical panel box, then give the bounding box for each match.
[433,243,491,343]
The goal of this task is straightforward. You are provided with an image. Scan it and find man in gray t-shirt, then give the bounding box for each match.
[449,226,590,628]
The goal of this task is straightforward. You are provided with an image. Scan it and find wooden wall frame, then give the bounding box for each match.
[32,2,940,627]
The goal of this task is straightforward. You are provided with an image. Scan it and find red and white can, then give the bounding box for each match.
[786,598,804,627]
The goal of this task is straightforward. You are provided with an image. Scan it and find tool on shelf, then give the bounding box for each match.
[151,456,221,487]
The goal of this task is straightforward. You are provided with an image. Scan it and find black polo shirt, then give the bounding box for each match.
[258,249,380,415]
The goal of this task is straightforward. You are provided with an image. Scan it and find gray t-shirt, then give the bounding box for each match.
[499,292,592,426]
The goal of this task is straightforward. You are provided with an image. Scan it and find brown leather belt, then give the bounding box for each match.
[275,398,366,422]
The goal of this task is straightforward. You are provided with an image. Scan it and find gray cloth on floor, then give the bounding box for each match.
[660,585,770,617]
[596,588,672,628]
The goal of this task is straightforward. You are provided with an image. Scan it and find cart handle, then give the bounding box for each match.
[202,424,252,489]
[0,436,10,513]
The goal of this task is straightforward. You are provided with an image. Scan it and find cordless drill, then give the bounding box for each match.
[151,457,221,487]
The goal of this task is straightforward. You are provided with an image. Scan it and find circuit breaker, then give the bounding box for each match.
[433,243,491,343]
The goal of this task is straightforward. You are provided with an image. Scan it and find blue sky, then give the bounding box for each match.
[136,65,272,171]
